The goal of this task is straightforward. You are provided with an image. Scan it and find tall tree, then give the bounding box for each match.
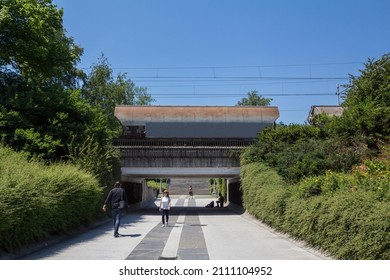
[326,53,390,146]
[0,0,83,85]
[236,90,272,106]
[0,0,123,187]
[343,53,390,108]
[0,0,105,161]
[82,54,154,115]
[81,54,154,139]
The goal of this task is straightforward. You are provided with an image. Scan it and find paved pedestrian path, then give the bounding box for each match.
[20,195,330,260]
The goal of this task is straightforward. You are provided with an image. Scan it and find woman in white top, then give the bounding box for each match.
[159,190,171,227]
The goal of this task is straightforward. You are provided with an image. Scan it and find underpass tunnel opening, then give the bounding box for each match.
[121,181,143,204]
[227,178,243,206]
[120,175,243,207]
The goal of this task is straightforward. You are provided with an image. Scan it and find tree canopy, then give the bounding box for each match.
[82,54,154,115]
[242,54,389,182]
[0,0,153,186]
[325,53,390,146]
[0,0,83,85]
[236,90,272,106]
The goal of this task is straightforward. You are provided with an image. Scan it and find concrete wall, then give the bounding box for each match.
[146,122,271,138]
[115,106,280,126]
[120,147,240,168]
[115,106,279,139]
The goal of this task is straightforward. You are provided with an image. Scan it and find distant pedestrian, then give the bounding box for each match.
[102,181,127,237]
[159,190,171,227]
[188,185,193,199]
[216,193,224,207]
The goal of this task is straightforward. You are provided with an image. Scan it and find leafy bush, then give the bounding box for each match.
[293,145,390,200]
[241,163,290,229]
[146,179,166,191]
[239,55,390,259]
[241,127,370,183]
[240,160,390,259]
[282,190,390,259]
[66,134,121,189]
[295,171,356,198]
[0,145,103,253]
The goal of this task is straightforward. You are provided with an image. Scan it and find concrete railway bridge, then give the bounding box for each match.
[112,106,279,207]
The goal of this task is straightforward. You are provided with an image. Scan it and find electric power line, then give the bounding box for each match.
[150,93,336,98]
[130,76,348,80]
[103,61,363,70]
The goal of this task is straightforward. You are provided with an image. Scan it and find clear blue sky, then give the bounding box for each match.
[54,0,390,124]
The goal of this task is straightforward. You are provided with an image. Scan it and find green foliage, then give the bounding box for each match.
[241,163,290,228]
[0,145,103,252]
[241,125,325,168]
[216,178,227,200]
[0,0,91,161]
[66,135,121,188]
[208,178,227,199]
[0,0,83,83]
[294,169,388,200]
[295,172,355,198]
[0,81,115,162]
[0,2,123,183]
[146,179,166,191]
[82,54,155,114]
[208,178,214,194]
[236,90,272,106]
[325,53,390,146]
[258,124,324,145]
[241,125,370,183]
[242,54,389,183]
[282,191,390,259]
[344,54,390,108]
[240,160,390,259]
[239,57,390,258]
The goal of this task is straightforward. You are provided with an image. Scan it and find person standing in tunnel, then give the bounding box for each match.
[159,190,171,227]
[102,181,127,237]
[216,193,224,207]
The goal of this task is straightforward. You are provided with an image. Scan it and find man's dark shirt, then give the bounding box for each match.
[104,187,125,209]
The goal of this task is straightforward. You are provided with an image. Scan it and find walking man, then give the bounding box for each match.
[102,181,127,237]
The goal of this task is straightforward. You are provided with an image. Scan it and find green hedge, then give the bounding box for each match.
[0,145,103,252]
[241,163,289,228]
[240,162,390,259]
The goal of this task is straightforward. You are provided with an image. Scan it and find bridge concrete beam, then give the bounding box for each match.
[121,167,240,179]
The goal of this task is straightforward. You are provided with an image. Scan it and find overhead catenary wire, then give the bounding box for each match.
[97,61,363,71]
[81,62,355,108]
[130,76,348,81]
[81,61,356,91]
[149,93,335,97]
